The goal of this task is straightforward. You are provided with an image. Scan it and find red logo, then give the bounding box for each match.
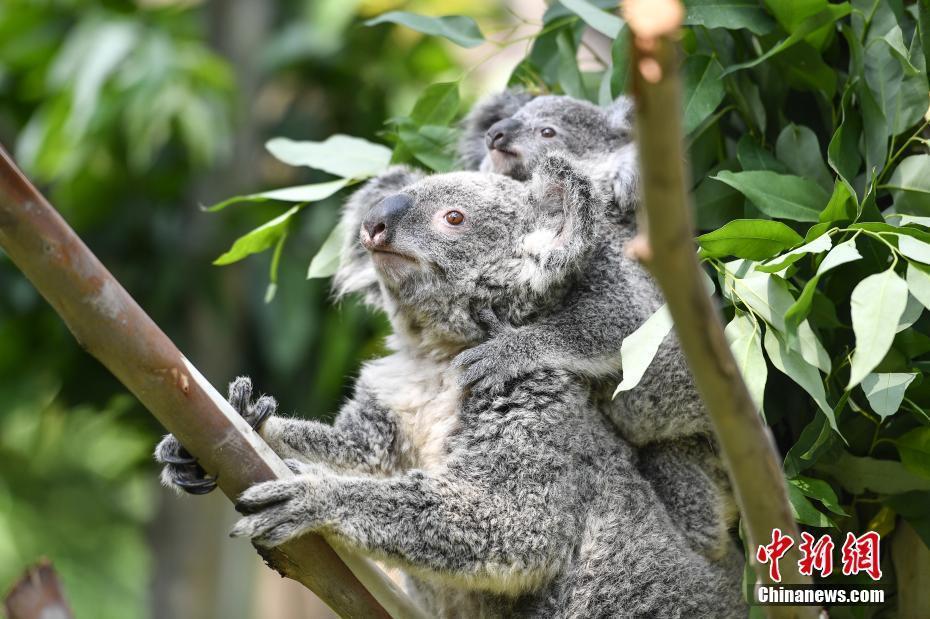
[756,530,882,582]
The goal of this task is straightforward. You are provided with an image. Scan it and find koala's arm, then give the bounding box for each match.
[258,383,400,475]
[232,377,584,591]
[457,89,536,170]
[332,166,425,306]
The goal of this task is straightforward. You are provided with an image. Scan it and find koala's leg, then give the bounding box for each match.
[545,478,746,619]
[233,469,574,594]
[637,437,738,562]
[260,395,399,475]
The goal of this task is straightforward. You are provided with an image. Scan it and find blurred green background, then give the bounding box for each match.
[0,0,518,616]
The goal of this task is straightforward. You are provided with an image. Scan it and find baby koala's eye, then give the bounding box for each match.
[540,127,557,138]
[445,210,465,225]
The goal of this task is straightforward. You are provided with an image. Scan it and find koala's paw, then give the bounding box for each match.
[154,434,217,495]
[452,310,539,395]
[228,376,277,430]
[230,475,329,547]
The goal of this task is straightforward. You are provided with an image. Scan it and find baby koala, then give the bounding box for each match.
[158,155,744,617]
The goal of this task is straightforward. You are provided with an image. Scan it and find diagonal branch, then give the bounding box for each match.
[0,146,426,619]
[622,1,818,616]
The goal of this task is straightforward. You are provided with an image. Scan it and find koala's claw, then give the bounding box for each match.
[174,473,219,495]
[227,376,277,430]
[155,434,218,495]
[230,478,319,547]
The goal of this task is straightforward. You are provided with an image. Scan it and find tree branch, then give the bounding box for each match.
[4,560,74,619]
[622,1,817,615]
[0,146,427,619]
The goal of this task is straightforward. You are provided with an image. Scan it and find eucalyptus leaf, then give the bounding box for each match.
[410,82,460,126]
[266,135,392,179]
[214,206,300,266]
[559,0,623,38]
[204,179,351,212]
[724,312,767,413]
[788,476,848,516]
[847,269,909,389]
[713,171,829,222]
[307,219,346,279]
[787,484,834,527]
[897,234,930,264]
[364,12,485,48]
[763,327,839,434]
[682,55,726,134]
[682,0,775,35]
[907,262,930,310]
[898,427,930,479]
[776,123,832,191]
[697,219,803,260]
[816,451,930,494]
[614,304,673,394]
[886,155,930,214]
[862,372,917,419]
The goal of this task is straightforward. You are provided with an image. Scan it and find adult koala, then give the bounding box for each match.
[157,155,744,617]
[334,92,738,561]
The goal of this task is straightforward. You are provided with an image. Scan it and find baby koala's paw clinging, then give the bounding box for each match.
[452,310,541,395]
[228,376,277,431]
[154,434,217,495]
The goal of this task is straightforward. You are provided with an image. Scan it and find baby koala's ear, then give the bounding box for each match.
[517,153,603,293]
[458,89,537,170]
[606,95,635,141]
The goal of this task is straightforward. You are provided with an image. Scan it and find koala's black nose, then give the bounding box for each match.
[363,193,412,246]
[486,118,521,150]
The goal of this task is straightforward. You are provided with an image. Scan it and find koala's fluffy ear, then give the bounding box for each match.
[517,153,603,293]
[607,96,635,141]
[457,89,537,170]
[333,166,425,307]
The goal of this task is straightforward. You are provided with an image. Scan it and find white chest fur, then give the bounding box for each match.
[364,353,462,472]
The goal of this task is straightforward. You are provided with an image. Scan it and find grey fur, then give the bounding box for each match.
[159,156,745,616]
[334,92,735,560]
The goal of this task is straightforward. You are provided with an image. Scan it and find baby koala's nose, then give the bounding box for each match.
[486,118,521,150]
[362,193,412,246]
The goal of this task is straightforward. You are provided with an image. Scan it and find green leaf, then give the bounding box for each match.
[787,484,834,527]
[736,136,790,173]
[886,155,930,214]
[898,427,930,479]
[788,476,848,516]
[819,179,857,224]
[555,30,588,100]
[722,5,852,76]
[693,177,744,229]
[609,26,632,97]
[907,262,930,310]
[558,0,623,38]
[725,263,831,371]
[307,219,346,280]
[266,135,392,179]
[681,55,726,134]
[785,414,835,477]
[682,0,775,35]
[776,123,832,191]
[697,219,803,260]
[614,304,673,394]
[397,124,458,172]
[204,179,351,212]
[816,451,930,494]
[724,312,767,413]
[364,12,485,47]
[897,234,930,264]
[847,269,910,389]
[214,206,299,266]
[763,327,839,434]
[864,35,930,138]
[784,238,863,336]
[409,82,460,126]
[827,85,863,186]
[713,170,829,222]
[862,372,917,419]
[756,232,832,273]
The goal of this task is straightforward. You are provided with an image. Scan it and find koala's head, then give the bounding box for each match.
[350,154,604,353]
[459,91,635,180]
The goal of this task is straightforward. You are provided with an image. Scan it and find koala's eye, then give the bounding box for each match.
[540,127,557,138]
[445,210,465,225]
